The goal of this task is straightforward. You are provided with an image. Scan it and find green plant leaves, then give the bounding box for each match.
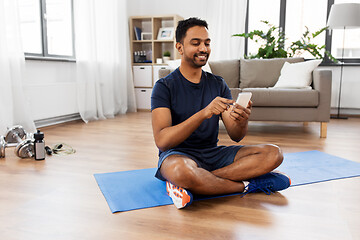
[232,21,337,63]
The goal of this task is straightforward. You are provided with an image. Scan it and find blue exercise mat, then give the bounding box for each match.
[94,150,360,213]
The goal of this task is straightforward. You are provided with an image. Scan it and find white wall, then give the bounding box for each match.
[127,0,208,20]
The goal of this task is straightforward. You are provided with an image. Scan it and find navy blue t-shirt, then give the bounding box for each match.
[151,68,232,153]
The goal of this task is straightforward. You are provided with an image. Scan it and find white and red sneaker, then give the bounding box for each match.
[166,181,193,209]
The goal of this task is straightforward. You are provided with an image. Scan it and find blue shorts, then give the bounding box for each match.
[155,145,243,181]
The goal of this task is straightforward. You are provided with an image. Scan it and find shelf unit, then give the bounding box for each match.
[129,15,183,110]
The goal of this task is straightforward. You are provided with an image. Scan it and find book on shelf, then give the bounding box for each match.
[134,27,142,40]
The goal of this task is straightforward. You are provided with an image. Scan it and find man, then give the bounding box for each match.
[151,17,290,209]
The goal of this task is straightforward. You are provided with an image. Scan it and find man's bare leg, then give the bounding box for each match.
[160,144,283,195]
[211,144,283,181]
[161,155,245,195]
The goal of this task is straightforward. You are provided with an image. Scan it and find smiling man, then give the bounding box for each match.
[151,17,291,209]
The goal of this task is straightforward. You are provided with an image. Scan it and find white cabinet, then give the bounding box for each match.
[133,66,152,87]
[135,88,152,110]
[132,65,171,110]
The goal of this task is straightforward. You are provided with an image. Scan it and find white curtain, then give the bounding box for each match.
[74,0,136,123]
[0,0,36,134]
[203,0,247,61]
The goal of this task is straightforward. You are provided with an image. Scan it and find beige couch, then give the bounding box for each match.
[159,58,332,138]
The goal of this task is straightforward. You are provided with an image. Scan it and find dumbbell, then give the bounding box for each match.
[0,136,5,158]
[0,126,34,158]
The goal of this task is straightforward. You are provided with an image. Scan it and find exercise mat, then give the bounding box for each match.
[94,150,360,213]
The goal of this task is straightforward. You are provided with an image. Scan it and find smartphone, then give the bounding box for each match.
[236,92,252,108]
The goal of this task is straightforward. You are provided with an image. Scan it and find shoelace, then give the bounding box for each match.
[240,184,274,198]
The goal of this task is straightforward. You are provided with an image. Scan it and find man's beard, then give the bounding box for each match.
[185,52,209,68]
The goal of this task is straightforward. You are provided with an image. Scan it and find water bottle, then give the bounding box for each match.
[34,130,45,160]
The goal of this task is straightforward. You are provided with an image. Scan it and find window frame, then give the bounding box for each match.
[24,0,76,62]
[244,0,360,65]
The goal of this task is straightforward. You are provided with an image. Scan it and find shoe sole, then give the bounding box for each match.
[166,182,193,209]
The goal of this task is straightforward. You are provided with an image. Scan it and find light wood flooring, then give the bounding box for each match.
[1,112,360,240]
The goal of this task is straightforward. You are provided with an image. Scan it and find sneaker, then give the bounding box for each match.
[166,181,193,209]
[242,171,291,196]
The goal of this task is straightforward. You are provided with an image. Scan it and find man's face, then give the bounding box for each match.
[177,26,211,68]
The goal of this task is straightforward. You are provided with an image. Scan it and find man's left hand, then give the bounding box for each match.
[229,100,252,123]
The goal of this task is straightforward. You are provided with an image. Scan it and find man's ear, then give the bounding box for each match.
[176,42,183,55]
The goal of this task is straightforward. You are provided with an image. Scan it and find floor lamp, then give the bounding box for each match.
[327,3,360,119]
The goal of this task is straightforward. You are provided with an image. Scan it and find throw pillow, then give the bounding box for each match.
[239,58,304,88]
[208,59,240,88]
[272,59,322,89]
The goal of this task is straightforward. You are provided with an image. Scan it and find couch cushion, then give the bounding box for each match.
[209,59,240,88]
[229,88,241,100]
[241,88,319,107]
[240,58,304,88]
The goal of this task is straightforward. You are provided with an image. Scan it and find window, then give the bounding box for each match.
[285,0,328,59]
[330,0,360,60]
[245,0,360,64]
[18,0,75,60]
[247,0,281,56]
[18,0,42,54]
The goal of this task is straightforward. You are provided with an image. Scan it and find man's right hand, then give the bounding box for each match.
[203,97,235,119]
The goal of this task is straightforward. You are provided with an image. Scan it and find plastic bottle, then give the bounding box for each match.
[34,130,45,160]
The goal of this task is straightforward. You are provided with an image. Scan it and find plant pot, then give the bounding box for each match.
[163,56,171,64]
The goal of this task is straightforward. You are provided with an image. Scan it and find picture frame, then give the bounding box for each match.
[141,32,152,40]
[157,27,174,40]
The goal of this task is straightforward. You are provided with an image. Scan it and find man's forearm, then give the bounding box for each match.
[155,109,207,152]
[222,103,251,143]
[226,121,248,142]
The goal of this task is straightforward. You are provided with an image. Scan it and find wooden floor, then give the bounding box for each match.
[1,112,360,240]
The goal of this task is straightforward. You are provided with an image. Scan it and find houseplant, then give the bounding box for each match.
[163,51,171,64]
[287,26,337,62]
[232,21,287,59]
[232,20,337,62]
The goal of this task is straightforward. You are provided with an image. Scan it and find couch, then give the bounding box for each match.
[159,58,332,138]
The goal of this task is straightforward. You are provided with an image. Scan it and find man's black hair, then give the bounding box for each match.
[176,17,208,43]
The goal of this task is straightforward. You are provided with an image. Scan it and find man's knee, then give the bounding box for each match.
[160,155,198,188]
[263,144,283,167]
